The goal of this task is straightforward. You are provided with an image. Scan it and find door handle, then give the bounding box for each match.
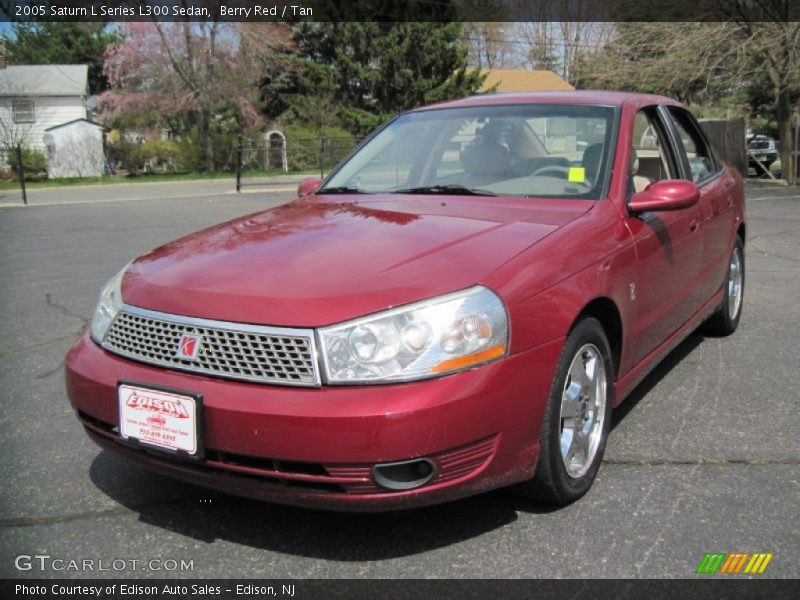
[690,219,700,232]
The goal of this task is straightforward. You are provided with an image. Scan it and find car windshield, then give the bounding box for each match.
[748,139,772,150]
[320,104,616,199]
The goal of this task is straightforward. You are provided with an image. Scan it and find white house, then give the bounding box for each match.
[0,63,108,177]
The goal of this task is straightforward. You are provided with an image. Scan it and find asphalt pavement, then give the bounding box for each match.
[0,182,798,579]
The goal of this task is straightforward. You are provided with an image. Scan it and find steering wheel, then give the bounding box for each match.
[530,165,571,179]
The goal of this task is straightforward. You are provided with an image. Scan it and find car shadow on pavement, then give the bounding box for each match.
[611,331,705,430]
[89,451,558,560]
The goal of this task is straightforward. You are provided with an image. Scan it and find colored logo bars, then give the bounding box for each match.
[696,552,774,574]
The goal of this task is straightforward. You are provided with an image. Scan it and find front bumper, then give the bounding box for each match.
[66,332,563,511]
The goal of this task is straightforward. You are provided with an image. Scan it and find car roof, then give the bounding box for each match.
[413,90,685,112]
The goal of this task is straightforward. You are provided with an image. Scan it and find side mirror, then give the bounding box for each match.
[629,180,699,213]
[297,177,323,197]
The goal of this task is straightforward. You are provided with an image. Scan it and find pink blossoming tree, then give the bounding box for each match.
[100,21,288,171]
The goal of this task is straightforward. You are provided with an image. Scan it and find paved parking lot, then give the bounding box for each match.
[0,183,798,579]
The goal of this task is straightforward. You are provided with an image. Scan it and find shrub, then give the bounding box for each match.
[128,140,180,174]
[210,131,238,171]
[8,147,47,179]
[173,130,237,173]
[175,132,205,173]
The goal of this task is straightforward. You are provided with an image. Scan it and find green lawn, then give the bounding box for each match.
[0,169,317,191]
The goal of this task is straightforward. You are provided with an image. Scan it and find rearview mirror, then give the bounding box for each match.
[297,177,323,197]
[629,180,699,213]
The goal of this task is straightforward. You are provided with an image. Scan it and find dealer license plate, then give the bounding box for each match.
[118,383,201,456]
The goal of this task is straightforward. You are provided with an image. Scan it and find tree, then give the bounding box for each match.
[6,23,119,94]
[100,22,281,171]
[575,23,733,103]
[464,23,520,69]
[262,22,485,134]
[720,0,800,183]
[578,11,799,183]
[515,1,615,84]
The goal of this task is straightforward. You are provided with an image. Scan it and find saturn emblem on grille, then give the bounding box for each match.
[176,333,202,361]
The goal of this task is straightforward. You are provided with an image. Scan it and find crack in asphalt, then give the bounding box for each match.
[634,463,700,574]
[0,497,195,529]
[45,293,90,330]
[748,225,800,240]
[1,459,797,529]
[0,293,92,374]
[0,334,75,358]
[748,240,800,263]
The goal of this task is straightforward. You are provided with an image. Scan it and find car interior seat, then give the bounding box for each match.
[631,149,653,193]
[582,143,604,182]
[460,141,511,184]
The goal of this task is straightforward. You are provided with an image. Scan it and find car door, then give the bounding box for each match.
[663,106,737,306]
[624,107,703,366]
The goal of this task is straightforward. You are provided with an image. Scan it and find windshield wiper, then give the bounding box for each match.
[317,186,367,194]
[392,184,497,197]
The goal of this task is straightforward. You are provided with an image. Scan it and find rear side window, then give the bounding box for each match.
[666,107,719,184]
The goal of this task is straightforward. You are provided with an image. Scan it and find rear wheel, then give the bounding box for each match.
[703,236,744,336]
[516,317,612,505]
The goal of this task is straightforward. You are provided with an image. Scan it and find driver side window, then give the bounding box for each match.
[631,109,675,193]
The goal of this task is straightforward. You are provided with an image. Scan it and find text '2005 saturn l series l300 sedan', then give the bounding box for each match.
[66,91,745,511]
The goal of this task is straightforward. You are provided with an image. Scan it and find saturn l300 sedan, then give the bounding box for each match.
[66,92,745,510]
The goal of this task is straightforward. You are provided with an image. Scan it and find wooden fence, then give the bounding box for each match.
[699,118,747,177]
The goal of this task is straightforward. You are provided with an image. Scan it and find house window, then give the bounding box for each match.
[12,99,35,124]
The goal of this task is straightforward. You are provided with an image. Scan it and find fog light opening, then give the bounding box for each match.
[372,458,437,491]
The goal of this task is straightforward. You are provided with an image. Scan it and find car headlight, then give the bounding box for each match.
[319,286,508,384]
[90,264,128,343]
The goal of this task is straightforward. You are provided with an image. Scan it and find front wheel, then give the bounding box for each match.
[703,236,744,336]
[515,317,612,505]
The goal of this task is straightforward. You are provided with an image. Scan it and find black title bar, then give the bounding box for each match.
[2,0,799,23]
[2,579,800,600]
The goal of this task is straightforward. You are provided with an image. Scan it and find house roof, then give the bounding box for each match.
[0,65,88,97]
[479,69,574,93]
[45,118,109,132]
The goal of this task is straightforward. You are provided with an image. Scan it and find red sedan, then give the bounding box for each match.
[66,92,745,510]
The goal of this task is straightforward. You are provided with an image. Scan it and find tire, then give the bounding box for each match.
[516,317,613,505]
[703,236,744,336]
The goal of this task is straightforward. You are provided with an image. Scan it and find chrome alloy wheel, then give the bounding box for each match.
[728,246,743,321]
[559,343,607,479]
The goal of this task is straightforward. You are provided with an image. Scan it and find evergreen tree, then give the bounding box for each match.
[262,22,485,134]
[7,23,120,94]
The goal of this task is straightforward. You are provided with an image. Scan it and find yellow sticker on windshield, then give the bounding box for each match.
[568,167,586,183]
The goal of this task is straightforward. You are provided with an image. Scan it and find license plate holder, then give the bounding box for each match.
[117,381,204,460]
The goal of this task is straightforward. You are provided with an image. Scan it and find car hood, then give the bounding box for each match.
[123,195,591,327]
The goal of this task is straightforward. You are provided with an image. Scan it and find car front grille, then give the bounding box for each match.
[102,305,320,386]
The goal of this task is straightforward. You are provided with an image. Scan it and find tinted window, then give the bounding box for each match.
[322,104,616,199]
[667,107,718,183]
